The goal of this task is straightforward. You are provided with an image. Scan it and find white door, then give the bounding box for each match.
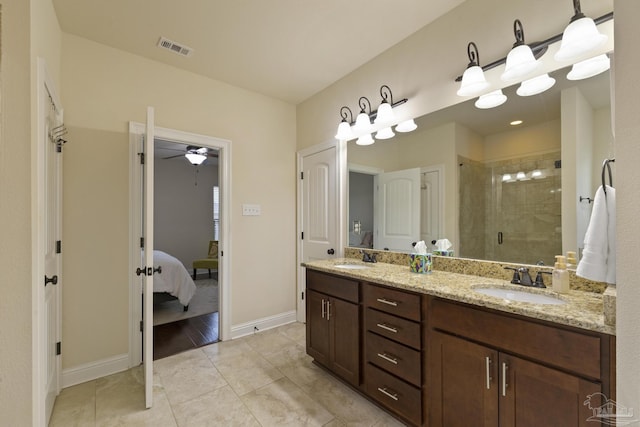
[374,168,421,251]
[298,145,339,321]
[43,85,63,423]
[142,107,155,408]
[420,169,441,245]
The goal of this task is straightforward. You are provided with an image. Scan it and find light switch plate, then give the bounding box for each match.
[242,204,261,216]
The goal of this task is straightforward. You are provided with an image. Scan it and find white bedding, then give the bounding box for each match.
[153,250,197,306]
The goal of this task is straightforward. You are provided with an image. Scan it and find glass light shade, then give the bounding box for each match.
[516,171,527,180]
[374,102,395,125]
[335,121,353,140]
[185,153,206,165]
[567,54,610,80]
[457,65,490,97]
[375,127,395,140]
[531,169,544,179]
[517,74,556,97]
[356,133,374,146]
[502,173,512,182]
[554,17,608,63]
[501,45,540,82]
[395,119,417,133]
[475,90,507,109]
[354,112,372,133]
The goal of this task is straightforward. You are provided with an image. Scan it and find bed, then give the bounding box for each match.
[153,250,197,311]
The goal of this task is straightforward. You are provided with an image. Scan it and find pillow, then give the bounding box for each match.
[208,241,219,258]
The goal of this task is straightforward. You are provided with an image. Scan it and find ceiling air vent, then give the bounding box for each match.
[157,37,194,57]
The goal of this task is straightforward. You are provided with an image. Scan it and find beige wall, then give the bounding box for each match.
[613,0,640,415]
[60,34,297,368]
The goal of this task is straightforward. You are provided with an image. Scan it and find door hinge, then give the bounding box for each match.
[301,232,304,240]
[301,291,304,300]
[300,171,304,179]
[55,240,62,254]
[140,320,143,332]
[56,341,61,356]
[140,237,144,248]
[139,152,145,165]
[220,250,223,256]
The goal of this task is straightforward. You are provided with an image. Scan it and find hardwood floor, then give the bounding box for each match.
[153,311,219,360]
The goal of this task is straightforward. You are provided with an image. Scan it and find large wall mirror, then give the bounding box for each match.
[347,60,614,266]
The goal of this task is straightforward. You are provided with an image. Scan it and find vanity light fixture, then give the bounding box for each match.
[457,42,490,97]
[531,169,544,179]
[554,0,608,63]
[516,73,556,96]
[567,54,610,80]
[475,90,507,109]
[374,85,397,126]
[501,19,541,82]
[356,133,375,146]
[502,173,512,182]
[375,127,395,140]
[335,106,355,140]
[395,119,417,133]
[354,97,373,134]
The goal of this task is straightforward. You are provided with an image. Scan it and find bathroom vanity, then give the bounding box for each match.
[304,258,615,427]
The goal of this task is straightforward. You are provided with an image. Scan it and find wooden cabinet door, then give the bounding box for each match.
[428,331,498,427]
[329,297,360,386]
[306,290,330,366]
[499,354,602,427]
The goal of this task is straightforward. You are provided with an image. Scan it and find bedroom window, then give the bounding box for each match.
[213,186,220,241]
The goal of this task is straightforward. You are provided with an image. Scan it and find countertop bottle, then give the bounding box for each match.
[566,251,578,269]
[553,255,570,294]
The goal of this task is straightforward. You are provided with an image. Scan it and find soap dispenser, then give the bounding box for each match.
[552,255,570,294]
[566,251,578,269]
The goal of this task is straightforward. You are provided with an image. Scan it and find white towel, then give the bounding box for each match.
[576,185,616,284]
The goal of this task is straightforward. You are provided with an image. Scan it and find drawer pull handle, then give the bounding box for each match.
[502,362,508,397]
[377,352,399,365]
[376,298,398,307]
[376,323,398,333]
[485,356,492,390]
[377,387,399,401]
[321,299,326,319]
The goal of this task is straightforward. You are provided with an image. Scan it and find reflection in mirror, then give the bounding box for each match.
[347,65,613,265]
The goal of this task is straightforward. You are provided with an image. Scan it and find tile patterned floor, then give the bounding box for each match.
[49,322,407,426]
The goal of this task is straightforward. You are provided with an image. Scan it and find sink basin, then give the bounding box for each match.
[334,264,370,270]
[474,287,566,305]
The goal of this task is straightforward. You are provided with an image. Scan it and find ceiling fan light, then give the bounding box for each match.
[335,120,354,140]
[185,152,207,165]
[501,44,540,82]
[517,74,556,96]
[567,54,610,80]
[374,101,395,126]
[375,127,395,140]
[457,65,490,97]
[395,119,417,133]
[475,90,507,109]
[554,17,608,63]
[356,133,374,146]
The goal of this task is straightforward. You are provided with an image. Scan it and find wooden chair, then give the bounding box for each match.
[192,240,218,279]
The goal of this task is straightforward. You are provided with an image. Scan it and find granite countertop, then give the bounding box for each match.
[304,258,615,336]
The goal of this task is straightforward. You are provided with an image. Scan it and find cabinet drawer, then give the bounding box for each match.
[363,284,421,321]
[365,331,421,387]
[429,297,602,380]
[366,308,421,350]
[364,363,421,426]
[306,269,359,303]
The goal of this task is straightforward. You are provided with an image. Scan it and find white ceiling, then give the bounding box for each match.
[52,0,466,104]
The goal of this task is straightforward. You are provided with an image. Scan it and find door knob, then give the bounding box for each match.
[327,248,335,255]
[153,266,162,275]
[44,275,58,286]
[136,267,147,276]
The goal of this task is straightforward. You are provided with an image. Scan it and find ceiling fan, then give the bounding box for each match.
[162,145,218,164]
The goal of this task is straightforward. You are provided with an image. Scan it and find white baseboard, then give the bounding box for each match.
[230,310,297,339]
[61,353,130,388]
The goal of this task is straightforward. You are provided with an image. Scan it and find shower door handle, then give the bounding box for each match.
[498,232,503,245]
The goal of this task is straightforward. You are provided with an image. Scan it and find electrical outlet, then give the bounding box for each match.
[242,204,261,216]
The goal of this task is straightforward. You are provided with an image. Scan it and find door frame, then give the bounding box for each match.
[33,58,63,426]
[128,123,232,366]
[295,139,347,323]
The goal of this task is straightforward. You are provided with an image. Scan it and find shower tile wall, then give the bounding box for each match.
[460,152,562,266]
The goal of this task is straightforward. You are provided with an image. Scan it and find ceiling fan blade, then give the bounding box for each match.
[162,153,184,159]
